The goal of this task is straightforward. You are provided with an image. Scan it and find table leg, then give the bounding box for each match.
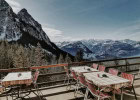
[121,88,123,100]
[112,92,116,100]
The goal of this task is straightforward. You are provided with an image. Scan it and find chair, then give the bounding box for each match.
[32,70,44,99]
[64,66,72,90]
[71,70,80,97]
[84,79,111,100]
[0,77,9,100]
[121,73,137,100]
[75,73,87,97]
[98,65,106,72]
[71,70,78,81]
[92,63,98,69]
[22,70,43,100]
[108,68,118,76]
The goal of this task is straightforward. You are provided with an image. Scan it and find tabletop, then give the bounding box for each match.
[2,71,32,87]
[83,72,130,89]
[71,66,98,74]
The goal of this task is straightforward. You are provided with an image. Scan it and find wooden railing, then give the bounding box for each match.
[0,56,140,97]
[0,56,140,86]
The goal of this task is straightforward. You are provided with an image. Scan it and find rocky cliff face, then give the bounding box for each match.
[0,0,21,41]
[0,0,72,58]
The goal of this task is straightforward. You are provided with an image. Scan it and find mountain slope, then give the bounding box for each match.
[56,39,140,60]
[0,0,72,59]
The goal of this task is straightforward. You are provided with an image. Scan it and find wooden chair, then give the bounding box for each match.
[98,65,106,72]
[22,70,43,100]
[64,66,72,90]
[92,63,98,70]
[0,77,9,100]
[121,73,137,100]
[75,73,87,97]
[108,68,118,76]
[84,79,111,100]
[71,70,78,81]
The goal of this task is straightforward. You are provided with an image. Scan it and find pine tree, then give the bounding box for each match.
[13,45,29,68]
[65,54,72,63]
[34,42,45,66]
[75,49,83,62]
[58,54,65,64]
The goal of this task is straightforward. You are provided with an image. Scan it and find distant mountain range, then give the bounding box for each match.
[56,39,140,60]
[1,0,140,61]
[0,0,73,59]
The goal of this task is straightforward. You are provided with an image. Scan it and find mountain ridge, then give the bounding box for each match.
[56,39,140,60]
[0,0,73,59]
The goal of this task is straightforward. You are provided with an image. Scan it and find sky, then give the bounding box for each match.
[5,0,140,42]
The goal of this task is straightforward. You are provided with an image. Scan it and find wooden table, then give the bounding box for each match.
[83,72,130,100]
[2,71,32,87]
[71,66,98,74]
[1,71,32,99]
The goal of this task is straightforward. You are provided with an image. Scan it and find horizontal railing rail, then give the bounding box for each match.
[0,56,140,86]
[0,56,140,72]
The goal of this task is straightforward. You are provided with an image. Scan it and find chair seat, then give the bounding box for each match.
[114,86,133,94]
[100,92,111,99]
[91,89,111,99]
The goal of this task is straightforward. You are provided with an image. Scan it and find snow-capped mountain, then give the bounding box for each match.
[0,0,72,58]
[56,41,95,60]
[56,39,140,60]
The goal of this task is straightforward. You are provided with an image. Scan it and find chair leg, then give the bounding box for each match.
[33,85,42,100]
[6,95,8,100]
[74,81,80,97]
[66,76,71,90]
[64,75,67,85]
[84,88,89,100]
[132,85,137,100]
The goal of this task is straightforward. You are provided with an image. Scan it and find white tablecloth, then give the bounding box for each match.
[71,66,98,74]
[2,72,32,87]
[83,72,130,89]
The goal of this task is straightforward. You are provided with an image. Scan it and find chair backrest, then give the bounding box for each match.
[78,73,86,86]
[64,66,70,76]
[92,63,98,69]
[0,85,4,93]
[121,73,134,84]
[98,65,105,72]
[33,70,40,83]
[108,68,118,76]
[71,70,77,80]
[86,79,98,96]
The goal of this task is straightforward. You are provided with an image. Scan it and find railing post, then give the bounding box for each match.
[114,59,119,69]
[125,59,129,72]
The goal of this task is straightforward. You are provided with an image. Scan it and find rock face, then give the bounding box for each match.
[0,0,72,58]
[0,0,21,41]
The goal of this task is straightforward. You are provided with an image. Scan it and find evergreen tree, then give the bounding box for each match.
[58,54,65,64]
[75,49,83,62]
[13,45,29,68]
[65,54,72,63]
[34,42,45,66]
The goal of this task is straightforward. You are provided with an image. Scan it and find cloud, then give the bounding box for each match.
[42,25,64,42]
[42,25,83,42]
[43,26,63,37]
[111,21,140,41]
[5,0,22,13]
